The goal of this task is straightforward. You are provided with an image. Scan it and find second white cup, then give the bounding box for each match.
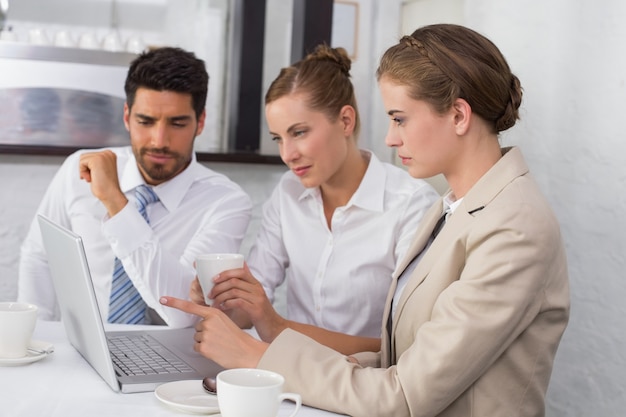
[77,32,99,50]
[217,368,301,417]
[195,253,244,305]
[0,302,38,359]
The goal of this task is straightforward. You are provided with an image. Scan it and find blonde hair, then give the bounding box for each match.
[377,24,522,133]
[265,44,361,138]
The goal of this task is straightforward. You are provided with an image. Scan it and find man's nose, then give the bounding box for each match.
[150,123,169,148]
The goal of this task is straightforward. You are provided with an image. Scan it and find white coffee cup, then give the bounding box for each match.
[125,35,145,54]
[28,28,50,46]
[196,253,244,305]
[54,30,76,48]
[78,32,99,50]
[102,31,123,52]
[0,302,38,359]
[0,30,17,42]
[217,368,301,417]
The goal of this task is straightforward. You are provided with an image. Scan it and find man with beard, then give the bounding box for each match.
[17,47,252,328]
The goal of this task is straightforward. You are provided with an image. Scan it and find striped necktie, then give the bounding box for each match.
[107,184,159,324]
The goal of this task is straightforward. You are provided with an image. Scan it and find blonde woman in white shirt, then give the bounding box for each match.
[191,45,438,354]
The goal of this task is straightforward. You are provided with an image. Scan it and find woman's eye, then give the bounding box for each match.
[294,130,306,137]
[392,117,403,126]
[271,136,282,142]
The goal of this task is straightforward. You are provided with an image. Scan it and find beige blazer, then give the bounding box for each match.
[258,147,570,417]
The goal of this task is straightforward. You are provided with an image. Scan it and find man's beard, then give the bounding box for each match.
[136,147,191,183]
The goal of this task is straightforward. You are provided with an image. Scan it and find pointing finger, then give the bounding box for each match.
[160,296,211,317]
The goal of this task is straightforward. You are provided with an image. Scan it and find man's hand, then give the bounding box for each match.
[79,150,128,217]
[160,296,268,369]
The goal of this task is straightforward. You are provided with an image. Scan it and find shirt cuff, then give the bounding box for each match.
[101,202,153,258]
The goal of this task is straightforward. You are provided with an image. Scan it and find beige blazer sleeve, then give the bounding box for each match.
[257,147,570,417]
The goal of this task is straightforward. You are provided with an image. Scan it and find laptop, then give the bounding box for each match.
[37,214,223,393]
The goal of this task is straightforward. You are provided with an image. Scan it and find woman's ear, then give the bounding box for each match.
[339,105,356,137]
[451,98,471,135]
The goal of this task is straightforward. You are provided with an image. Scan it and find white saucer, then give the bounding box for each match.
[155,380,220,415]
[0,340,54,367]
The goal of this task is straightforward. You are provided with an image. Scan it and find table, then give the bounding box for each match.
[0,320,343,417]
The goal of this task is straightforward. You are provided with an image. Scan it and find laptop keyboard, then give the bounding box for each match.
[108,334,194,377]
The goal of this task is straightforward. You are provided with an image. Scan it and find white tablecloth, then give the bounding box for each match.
[0,320,343,417]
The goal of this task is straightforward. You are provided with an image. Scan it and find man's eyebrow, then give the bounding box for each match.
[169,115,193,122]
[135,113,156,121]
[134,114,193,122]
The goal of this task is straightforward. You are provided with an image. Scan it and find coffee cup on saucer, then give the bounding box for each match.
[217,368,302,417]
[0,302,38,359]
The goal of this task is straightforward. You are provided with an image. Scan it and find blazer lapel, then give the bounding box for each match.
[381,200,444,365]
[383,147,530,363]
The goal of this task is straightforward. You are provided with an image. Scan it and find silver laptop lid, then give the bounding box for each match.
[37,214,120,392]
[37,214,223,393]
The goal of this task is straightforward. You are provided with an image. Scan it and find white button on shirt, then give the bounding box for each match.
[247,151,439,338]
[18,147,252,327]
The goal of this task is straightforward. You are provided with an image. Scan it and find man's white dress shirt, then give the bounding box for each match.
[18,146,252,328]
[247,151,439,338]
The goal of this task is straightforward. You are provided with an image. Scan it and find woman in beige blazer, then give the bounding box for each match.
[162,24,570,417]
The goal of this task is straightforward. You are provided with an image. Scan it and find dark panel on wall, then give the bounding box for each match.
[226,0,334,154]
[291,0,334,63]
[230,0,267,152]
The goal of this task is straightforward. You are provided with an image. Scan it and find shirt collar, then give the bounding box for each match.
[297,150,386,212]
[119,151,205,213]
[442,191,463,215]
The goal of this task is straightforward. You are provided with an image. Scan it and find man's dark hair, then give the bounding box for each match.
[124,47,209,119]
